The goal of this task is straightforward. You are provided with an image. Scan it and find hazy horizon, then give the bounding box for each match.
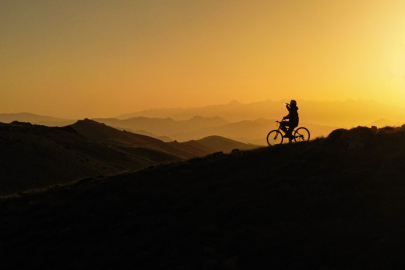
[1,97,405,120]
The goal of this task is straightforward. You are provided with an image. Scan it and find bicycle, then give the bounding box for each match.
[267,120,310,146]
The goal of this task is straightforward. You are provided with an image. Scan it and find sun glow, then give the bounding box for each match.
[381,22,405,96]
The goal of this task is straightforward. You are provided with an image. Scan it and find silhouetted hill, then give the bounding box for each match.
[3,125,405,268]
[196,135,259,153]
[0,120,221,196]
[0,121,183,196]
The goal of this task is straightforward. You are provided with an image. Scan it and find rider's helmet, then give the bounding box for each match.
[290,100,297,107]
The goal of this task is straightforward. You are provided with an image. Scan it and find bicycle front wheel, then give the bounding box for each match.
[293,127,310,142]
[267,130,283,146]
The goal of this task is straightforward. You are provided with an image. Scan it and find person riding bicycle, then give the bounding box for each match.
[280,100,299,142]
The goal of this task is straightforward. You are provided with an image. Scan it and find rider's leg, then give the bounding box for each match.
[280,121,290,135]
[287,125,298,142]
[287,127,293,143]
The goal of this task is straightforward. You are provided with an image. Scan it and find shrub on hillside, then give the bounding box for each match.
[325,126,375,150]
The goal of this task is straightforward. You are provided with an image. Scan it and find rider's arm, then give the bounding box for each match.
[283,104,291,119]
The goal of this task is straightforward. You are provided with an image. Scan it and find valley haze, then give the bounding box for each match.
[1,99,405,145]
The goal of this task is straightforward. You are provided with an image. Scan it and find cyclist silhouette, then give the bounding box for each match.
[280,100,299,142]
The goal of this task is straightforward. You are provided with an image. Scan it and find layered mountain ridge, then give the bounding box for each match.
[0,119,257,196]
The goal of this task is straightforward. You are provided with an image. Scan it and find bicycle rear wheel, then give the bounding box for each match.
[267,130,283,146]
[293,127,310,142]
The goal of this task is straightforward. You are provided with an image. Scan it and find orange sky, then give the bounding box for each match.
[1,0,405,119]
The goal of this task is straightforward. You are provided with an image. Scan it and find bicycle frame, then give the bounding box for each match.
[276,120,293,138]
[276,120,308,140]
[267,120,310,146]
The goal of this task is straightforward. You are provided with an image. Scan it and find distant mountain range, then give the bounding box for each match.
[72,119,259,155]
[92,115,230,135]
[2,99,405,146]
[0,112,377,145]
[0,113,74,126]
[94,116,338,145]
[168,119,339,145]
[116,99,405,127]
[3,99,405,129]
[367,119,404,127]
[123,129,173,142]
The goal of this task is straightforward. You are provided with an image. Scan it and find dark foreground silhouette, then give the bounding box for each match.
[3,125,405,269]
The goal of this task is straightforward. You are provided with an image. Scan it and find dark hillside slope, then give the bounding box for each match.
[0,122,182,196]
[4,126,405,268]
[71,119,213,159]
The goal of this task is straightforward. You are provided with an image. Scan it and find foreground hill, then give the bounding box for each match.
[0,121,181,196]
[3,125,405,268]
[0,120,214,196]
